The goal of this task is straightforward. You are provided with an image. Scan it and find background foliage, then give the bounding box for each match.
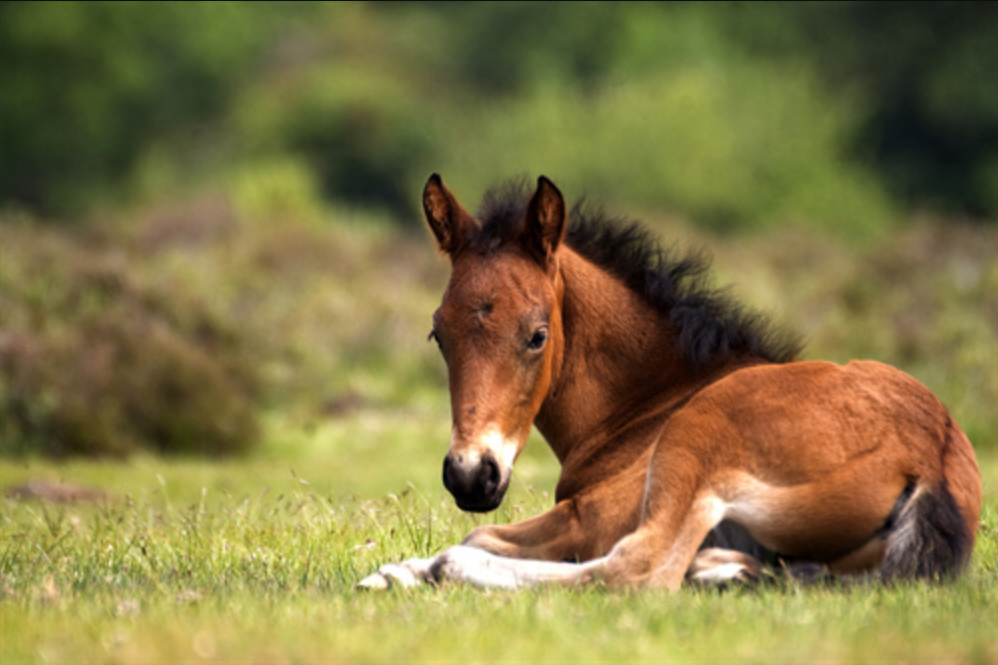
[3,2,997,224]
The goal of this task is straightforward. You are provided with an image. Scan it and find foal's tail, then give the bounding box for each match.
[879,482,971,581]
[879,420,981,582]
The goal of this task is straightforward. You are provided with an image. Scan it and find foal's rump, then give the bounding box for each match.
[676,359,982,579]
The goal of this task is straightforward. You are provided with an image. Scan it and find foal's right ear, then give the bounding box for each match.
[523,176,567,264]
[423,174,476,256]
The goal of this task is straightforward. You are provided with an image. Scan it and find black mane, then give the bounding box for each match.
[473,179,802,367]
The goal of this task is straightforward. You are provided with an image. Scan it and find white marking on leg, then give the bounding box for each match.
[434,546,606,590]
[690,562,749,584]
[357,557,434,590]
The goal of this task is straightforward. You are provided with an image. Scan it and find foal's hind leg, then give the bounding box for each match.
[431,546,607,589]
[686,548,767,587]
[592,493,726,590]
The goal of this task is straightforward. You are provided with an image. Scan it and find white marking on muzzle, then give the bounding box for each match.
[450,425,520,474]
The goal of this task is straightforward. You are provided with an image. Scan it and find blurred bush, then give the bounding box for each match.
[0,170,449,458]
[0,217,260,457]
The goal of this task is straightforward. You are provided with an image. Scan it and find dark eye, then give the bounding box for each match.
[526,327,548,351]
[428,329,442,350]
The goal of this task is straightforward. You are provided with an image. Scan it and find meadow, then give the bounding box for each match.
[2,191,996,663]
[1,434,995,664]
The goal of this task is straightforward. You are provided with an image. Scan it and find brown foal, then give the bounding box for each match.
[360,175,982,591]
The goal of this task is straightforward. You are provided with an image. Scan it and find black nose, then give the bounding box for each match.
[442,451,504,512]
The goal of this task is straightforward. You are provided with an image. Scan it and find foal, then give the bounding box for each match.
[360,175,982,590]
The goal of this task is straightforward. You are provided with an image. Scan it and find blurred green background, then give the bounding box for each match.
[1,1,996,470]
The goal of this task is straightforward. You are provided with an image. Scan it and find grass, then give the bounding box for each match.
[1,413,997,663]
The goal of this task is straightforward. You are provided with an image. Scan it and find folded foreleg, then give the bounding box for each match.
[358,546,606,590]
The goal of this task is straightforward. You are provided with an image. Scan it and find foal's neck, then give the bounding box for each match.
[535,248,759,475]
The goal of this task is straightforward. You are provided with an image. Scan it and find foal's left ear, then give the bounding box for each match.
[524,176,567,264]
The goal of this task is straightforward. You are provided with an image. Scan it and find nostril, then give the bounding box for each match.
[442,455,456,491]
[481,455,501,494]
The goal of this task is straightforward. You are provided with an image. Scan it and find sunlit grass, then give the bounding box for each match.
[2,414,997,663]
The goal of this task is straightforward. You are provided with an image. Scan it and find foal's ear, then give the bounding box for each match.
[524,176,567,263]
[423,174,476,256]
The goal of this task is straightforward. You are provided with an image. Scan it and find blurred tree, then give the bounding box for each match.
[275,75,435,219]
[415,1,628,95]
[0,1,271,216]
[383,1,998,220]
[2,1,995,222]
[712,1,998,218]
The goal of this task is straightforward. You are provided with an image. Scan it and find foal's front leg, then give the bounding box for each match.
[463,468,647,560]
[459,497,596,559]
[357,556,437,590]
[359,546,608,590]
[359,498,719,592]
[357,499,592,590]
[359,491,723,592]
[358,475,649,590]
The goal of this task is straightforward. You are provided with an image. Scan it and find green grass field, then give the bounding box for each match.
[2,412,997,664]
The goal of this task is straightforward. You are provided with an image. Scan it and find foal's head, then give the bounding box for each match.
[423,175,567,512]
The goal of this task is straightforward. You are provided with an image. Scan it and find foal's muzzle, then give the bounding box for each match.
[442,451,507,513]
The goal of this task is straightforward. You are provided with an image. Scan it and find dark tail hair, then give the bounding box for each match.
[879,481,972,582]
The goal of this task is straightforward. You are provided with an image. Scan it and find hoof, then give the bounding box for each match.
[357,572,390,591]
[357,558,435,590]
[689,562,759,587]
